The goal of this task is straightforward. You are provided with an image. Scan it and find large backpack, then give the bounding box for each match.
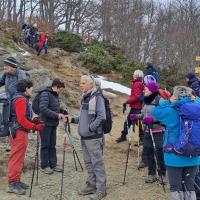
[165,102,200,157]
[97,93,112,134]
[0,93,26,137]
[32,87,48,115]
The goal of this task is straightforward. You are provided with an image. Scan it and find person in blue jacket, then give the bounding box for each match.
[151,86,200,200]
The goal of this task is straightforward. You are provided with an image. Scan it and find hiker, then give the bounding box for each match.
[36,32,48,56]
[116,70,144,143]
[145,62,159,82]
[152,86,200,200]
[186,72,200,97]
[39,78,67,174]
[70,75,107,200]
[130,82,166,183]
[0,57,27,99]
[7,79,45,195]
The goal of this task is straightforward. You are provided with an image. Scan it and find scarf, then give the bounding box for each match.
[82,87,97,115]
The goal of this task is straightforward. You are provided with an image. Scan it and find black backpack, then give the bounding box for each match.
[32,87,48,115]
[97,93,112,134]
[0,93,25,137]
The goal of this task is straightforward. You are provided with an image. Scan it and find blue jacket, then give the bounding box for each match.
[152,97,200,167]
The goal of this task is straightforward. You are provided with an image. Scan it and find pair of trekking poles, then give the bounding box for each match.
[122,112,166,192]
[29,120,83,199]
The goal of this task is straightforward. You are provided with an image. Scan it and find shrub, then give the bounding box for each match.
[80,44,115,73]
[51,31,83,52]
[7,31,21,43]
[118,61,144,83]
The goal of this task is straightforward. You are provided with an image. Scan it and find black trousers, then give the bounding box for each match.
[40,126,57,169]
[121,108,141,137]
[146,147,166,176]
[167,166,198,192]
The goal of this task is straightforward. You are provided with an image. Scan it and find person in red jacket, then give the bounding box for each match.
[36,32,48,56]
[7,79,45,195]
[116,70,144,143]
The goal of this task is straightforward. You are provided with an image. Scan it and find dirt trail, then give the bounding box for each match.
[0,48,170,200]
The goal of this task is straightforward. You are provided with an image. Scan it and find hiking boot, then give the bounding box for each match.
[90,192,107,200]
[19,181,29,189]
[7,182,26,195]
[52,165,63,172]
[78,184,96,196]
[145,175,157,183]
[41,167,53,174]
[116,135,126,143]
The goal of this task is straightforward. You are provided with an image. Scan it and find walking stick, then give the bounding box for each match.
[64,122,83,171]
[35,133,39,185]
[29,133,39,197]
[123,124,133,184]
[149,126,166,192]
[60,135,67,200]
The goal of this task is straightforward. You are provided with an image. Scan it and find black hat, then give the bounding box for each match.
[4,57,17,68]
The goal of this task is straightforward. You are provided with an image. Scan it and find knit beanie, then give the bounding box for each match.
[4,57,17,68]
[145,82,159,93]
[173,86,193,99]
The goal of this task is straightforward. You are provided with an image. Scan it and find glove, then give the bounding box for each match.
[122,102,127,114]
[32,117,44,125]
[144,115,154,124]
[33,123,45,132]
[130,113,138,121]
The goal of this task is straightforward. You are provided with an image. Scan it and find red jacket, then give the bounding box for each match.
[127,78,144,109]
[37,33,47,47]
[15,98,34,130]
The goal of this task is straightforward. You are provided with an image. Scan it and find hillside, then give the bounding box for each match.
[0,32,170,200]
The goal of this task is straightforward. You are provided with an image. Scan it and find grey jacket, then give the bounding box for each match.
[141,95,164,133]
[74,91,106,139]
[0,68,27,98]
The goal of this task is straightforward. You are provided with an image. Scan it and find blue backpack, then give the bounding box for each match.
[165,102,200,157]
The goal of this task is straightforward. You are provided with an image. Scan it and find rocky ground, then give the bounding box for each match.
[0,42,170,200]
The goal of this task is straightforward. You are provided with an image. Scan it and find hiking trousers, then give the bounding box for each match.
[167,166,198,192]
[81,138,106,194]
[146,147,166,176]
[8,130,28,183]
[40,126,57,169]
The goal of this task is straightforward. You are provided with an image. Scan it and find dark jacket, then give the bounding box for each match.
[127,78,144,110]
[39,87,60,126]
[187,73,200,96]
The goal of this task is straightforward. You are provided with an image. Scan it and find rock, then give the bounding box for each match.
[0,47,8,55]
[29,68,53,91]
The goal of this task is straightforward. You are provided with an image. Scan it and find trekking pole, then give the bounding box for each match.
[186,173,200,191]
[123,124,133,184]
[60,135,67,200]
[64,122,83,171]
[29,135,38,197]
[148,126,166,192]
[137,120,142,170]
[35,133,39,185]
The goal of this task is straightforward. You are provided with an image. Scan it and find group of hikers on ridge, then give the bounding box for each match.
[2,55,200,200]
[22,23,48,56]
